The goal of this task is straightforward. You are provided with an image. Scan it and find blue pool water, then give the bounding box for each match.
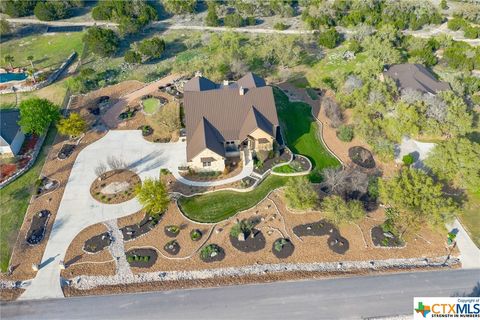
[0,72,27,83]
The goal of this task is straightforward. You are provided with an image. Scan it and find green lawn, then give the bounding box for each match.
[458,189,480,248]
[272,164,298,174]
[178,175,290,223]
[0,32,84,70]
[0,126,57,272]
[142,97,160,114]
[273,87,340,181]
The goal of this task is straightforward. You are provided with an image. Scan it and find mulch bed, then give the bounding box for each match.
[293,219,350,254]
[121,214,161,241]
[200,244,225,263]
[229,229,266,253]
[90,169,141,204]
[125,248,157,268]
[164,225,180,238]
[348,146,376,169]
[58,144,76,160]
[83,232,112,253]
[137,125,153,137]
[254,148,291,175]
[272,238,295,259]
[118,107,138,121]
[34,176,59,198]
[371,226,404,248]
[164,240,180,255]
[26,210,51,245]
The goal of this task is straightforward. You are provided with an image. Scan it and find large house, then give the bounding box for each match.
[0,109,25,157]
[183,72,281,172]
[384,63,450,95]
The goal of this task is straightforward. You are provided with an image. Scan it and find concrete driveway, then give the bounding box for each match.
[20,130,187,300]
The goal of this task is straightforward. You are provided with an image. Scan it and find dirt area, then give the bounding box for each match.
[90,169,140,204]
[0,288,24,301]
[61,223,116,279]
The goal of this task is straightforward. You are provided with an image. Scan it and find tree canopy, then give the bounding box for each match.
[57,112,87,138]
[135,178,170,214]
[379,168,456,231]
[162,0,196,15]
[83,27,120,57]
[92,0,157,35]
[18,98,60,135]
[284,176,318,210]
[425,137,480,191]
[321,195,365,226]
[138,37,166,59]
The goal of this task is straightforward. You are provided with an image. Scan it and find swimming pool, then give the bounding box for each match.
[0,72,27,83]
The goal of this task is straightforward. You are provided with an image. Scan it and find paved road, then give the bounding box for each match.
[3,269,479,320]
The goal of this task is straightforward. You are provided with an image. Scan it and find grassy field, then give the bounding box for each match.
[458,190,480,248]
[0,80,68,108]
[272,163,300,174]
[142,97,160,114]
[0,126,57,272]
[274,87,340,181]
[0,32,84,70]
[178,175,290,223]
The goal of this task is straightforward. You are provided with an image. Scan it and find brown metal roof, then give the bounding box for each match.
[184,74,278,161]
[384,63,450,94]
[236,72,266,89]
[184,76,218,92]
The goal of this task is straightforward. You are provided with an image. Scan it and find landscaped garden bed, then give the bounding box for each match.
[164,240,180,255]
[83,232,112,253]
[272,238,295,259]
[26,210,51,245]
[137,125,153,137]
[200,244,225,263]
[141,96,168,115]
[229,219,266,253]
[190,229,202,241]
[164,225,180,237]
[371,226,404,248]
[253,148,291,175]
[348,146,376,169]
[125,248,157,268]
[293,219,349,254]
[272,155,311,174]
[118,107,138,121]
[58,144,76,160]
[120,213,161,241]
[34,176,59,198]
[90,169,141,204]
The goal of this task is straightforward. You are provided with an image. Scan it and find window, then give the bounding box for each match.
[203,161,211,167]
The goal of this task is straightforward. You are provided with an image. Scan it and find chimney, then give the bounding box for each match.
[195,71,203,77]
[223,80,229,86]
[239,86,245,95]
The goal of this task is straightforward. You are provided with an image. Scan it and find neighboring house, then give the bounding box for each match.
[0,109,25,156]
[384,63,451,95]
[183,72,281,172]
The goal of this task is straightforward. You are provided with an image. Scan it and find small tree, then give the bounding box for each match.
[83,27,120,57]
[27,55,35,69]
[0,19,12,36]
[26,68,36,83]
[440,0,448,10]
[138,37,166,60]
[224,13,244,28]
[318,28,341,49]
[124,50,142,64]
[4,55,14,69]
[94,162,107,180]
[57,113,87,138]
[273,22,289,30]
[107,155,126,171]
[205,3,219,27]
[402,153,414,166]
[284,176,319,210]
[337,125,354,142]
[322,195,365,226]
[135,178,170,215]
[18,98,60,135]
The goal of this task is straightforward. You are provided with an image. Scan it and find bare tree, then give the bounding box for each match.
[343,75,363,94]
[94,162,107,180]
[423,94,447,122]
[400,88,423,105]
[322,97,343,128]
[322,166,369,199]
[322,168,349,195]
[107,156,126,171]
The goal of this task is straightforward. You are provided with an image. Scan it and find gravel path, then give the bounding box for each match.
[103,219,132,278]
[70,256,459,290]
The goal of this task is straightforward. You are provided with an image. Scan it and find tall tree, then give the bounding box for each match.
[27,55,34,69]
[425,137,480,191]
[135,178,170,215]
[379,168,457,234]
[284,176,319,210]
[4,55,14,69]
[18,98,60,134]
[83,27,120,57]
